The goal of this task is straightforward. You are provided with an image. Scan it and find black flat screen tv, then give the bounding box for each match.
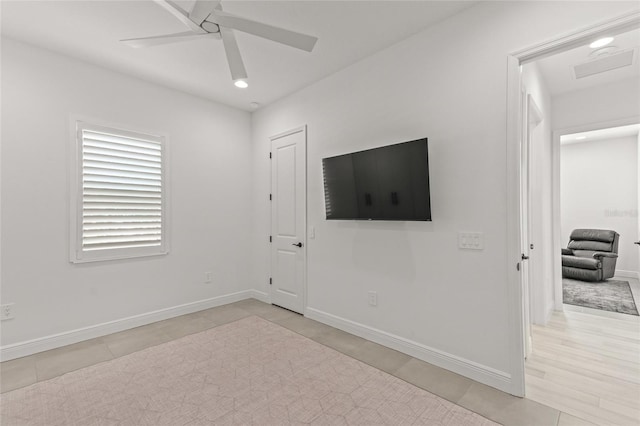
[322,138,431,221]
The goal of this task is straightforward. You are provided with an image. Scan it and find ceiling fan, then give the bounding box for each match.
[121,0,318,87]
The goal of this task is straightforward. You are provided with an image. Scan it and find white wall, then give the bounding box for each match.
[552,69,640,286]
[522,62,555,324]
[553,77,640,131]
[0,39,252,350]
[561,136,639,274]
[250,1,640,394]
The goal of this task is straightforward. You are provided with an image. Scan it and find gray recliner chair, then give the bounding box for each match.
[561,229,619,282]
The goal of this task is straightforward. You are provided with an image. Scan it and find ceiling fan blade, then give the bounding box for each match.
[189,0,220,25]
[121,31,213,48]
[213,10,318,52]
[220,27,248,81]
[153,0,206,34]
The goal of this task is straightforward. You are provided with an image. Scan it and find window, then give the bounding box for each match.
[70,121,167,263]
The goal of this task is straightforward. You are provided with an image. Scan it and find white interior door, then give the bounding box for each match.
[520,88,533,360]
[270,126,306,314]
[521,93,543,359]
[637,135,640,273]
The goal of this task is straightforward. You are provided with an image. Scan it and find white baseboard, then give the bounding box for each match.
[249,289,270,304]
[545,300,555,324]
[305,307,514,395]
[616,270,640,280]
[1,290,254,362]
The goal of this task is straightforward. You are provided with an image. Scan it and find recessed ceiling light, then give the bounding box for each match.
[589,46,618,58]
[234,80,248,89]
[589,37,614,49]
[576,135,587,140]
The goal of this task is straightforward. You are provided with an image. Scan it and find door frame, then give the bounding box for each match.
[505,10,640,397]
[269,125,308,314]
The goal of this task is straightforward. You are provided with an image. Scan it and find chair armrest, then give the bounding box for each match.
[561,248,573,255]
[592,252,618,259]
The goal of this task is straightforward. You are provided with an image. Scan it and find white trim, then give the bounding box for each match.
[554,117,640,140]
[305,308,513,394]
[513,11,640,64]
[527,95,543,128]
[506,10,640,398]
[269,125,307,142]
[0,291,253,361]
[249,289,271,303]
[616,270,640,280]
[68,115,171,264]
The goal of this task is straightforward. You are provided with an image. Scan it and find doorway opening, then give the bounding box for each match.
[558,124,640,315]
[508,11,640,425]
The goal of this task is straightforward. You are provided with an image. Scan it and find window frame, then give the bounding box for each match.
[70,119,169,263]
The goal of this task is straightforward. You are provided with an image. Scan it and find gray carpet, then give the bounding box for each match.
[563,278,639,316]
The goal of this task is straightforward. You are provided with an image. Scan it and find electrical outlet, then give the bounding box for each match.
[1,303,15,320]
[204,272,213,283]
[368,291,378,307]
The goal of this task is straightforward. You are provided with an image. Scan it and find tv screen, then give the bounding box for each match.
[322,138,431,221]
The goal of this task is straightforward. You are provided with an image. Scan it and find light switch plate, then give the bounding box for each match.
[368,291,378,306]
[458,232,484,250]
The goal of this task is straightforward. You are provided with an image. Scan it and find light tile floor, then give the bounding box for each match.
[1,299,564,425]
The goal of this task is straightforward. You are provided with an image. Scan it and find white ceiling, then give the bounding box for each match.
[1,0,477,111]
[536,28,640,96]
[561,123,640,145]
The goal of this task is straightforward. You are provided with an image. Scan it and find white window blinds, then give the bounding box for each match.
[71,121,167,262]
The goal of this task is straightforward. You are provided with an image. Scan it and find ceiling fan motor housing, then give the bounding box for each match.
[201,21,220,34]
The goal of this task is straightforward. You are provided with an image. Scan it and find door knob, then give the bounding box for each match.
[635,241,640,245]
[292,242,303,248]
